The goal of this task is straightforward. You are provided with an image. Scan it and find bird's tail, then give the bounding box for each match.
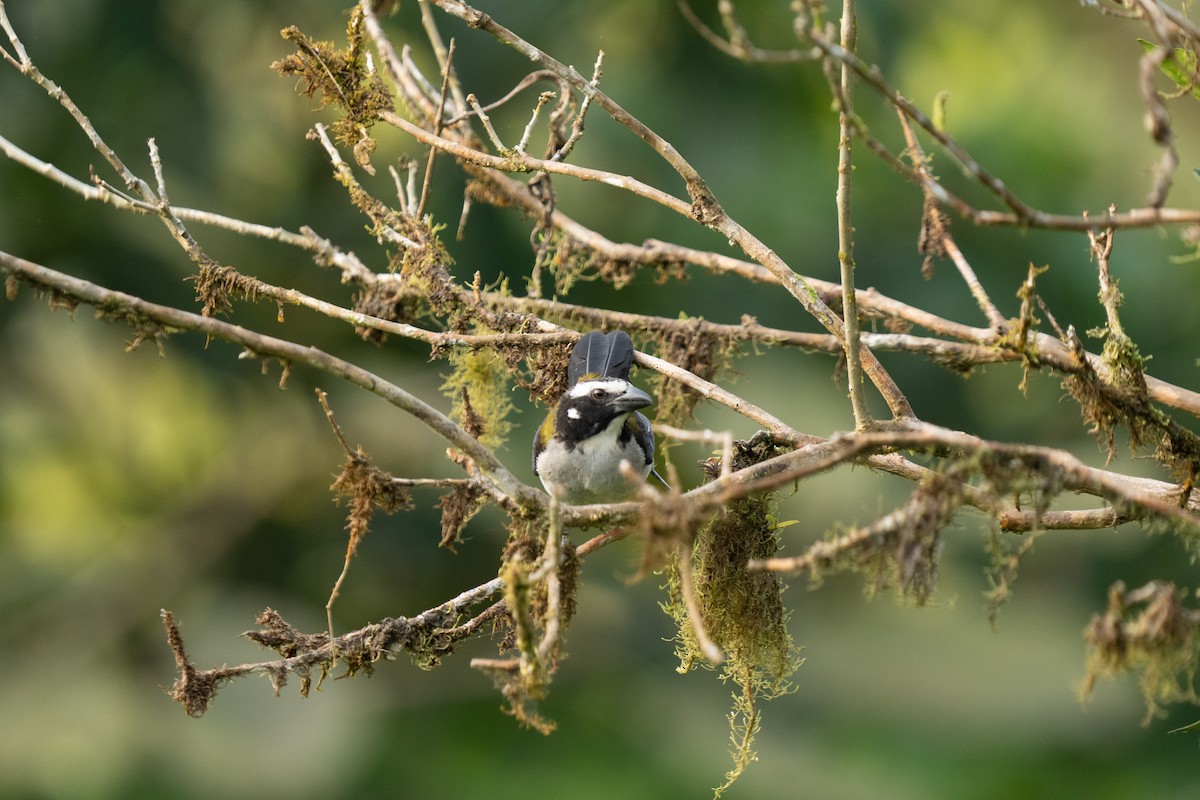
[567,330,635,384]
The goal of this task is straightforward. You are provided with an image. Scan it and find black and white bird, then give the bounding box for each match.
[533,330,661,504]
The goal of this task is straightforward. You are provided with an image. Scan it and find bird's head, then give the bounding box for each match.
[553,377,653,442]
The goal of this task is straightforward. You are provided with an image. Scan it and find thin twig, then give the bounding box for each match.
[676,0,820,63]
[516,91,554,156]
[317,389,359,642]
[801,17,1200,231]
[378,108,693,217]
[534,498,563,664]
[655,423,734,479]
[834,0,872,428]
[896,108,1006,330]
[416,38,456,222]
[1089,210,1124,337]
[418,0,469,116]
[678,542,724,664]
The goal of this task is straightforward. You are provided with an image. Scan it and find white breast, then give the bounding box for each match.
[535,415,650,504]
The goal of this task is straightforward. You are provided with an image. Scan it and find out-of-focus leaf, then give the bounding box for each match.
[1138,38,1200,101]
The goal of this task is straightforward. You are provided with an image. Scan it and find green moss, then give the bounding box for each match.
[272,8,393,170]
[662,437,802,796]
[440,345,516,450]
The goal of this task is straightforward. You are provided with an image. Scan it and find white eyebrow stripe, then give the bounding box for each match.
[567,378,629,398]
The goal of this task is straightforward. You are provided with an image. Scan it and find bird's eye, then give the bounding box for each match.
[590,388,607,400]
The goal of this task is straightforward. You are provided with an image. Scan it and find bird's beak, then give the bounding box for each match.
[611,385,653,413]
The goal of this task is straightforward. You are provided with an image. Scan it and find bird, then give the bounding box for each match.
[533,330,662,504]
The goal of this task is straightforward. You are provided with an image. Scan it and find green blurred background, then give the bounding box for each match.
[2,1,1200,797]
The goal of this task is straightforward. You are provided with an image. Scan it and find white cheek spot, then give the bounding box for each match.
[567,407,581,420]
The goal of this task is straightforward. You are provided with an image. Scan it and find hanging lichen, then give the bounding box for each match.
[440,345,516,450]
[473,510,582,734]
[662,436,802,797]
[1081,580,1200,724]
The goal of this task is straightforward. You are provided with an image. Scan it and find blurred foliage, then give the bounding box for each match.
[3,1,1200,799]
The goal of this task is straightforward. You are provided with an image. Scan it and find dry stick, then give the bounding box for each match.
[311,123,424,252]
[546,52,601,164]
[162,575,506,712]
[656,423,734,479]
[377,108,694,217]
[464,92,508,151]
[803,22,1200,231]
[1089,212,1124,337]
[0,8,217,268]
[514,90,553,156]
[1130,0,1183,208]
[942,237,1006,328]
[565,417,1200,535]
[443,68,560,127]
[415,37,456,222]
[316,389,363,643]
[731,425,1196,528]
[0,130,376,283]
[895,110,1006,330]
[750,498,1126,574]
[0,251,543,509]
[834,0,872,428]
[533,498,562,665]
[676,0,820,63]
[635,350,802,444]
[418,0,469,117]
[677,542,724,664]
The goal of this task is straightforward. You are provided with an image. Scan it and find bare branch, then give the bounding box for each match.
[0,251,542,508]
[834,0,872,428]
